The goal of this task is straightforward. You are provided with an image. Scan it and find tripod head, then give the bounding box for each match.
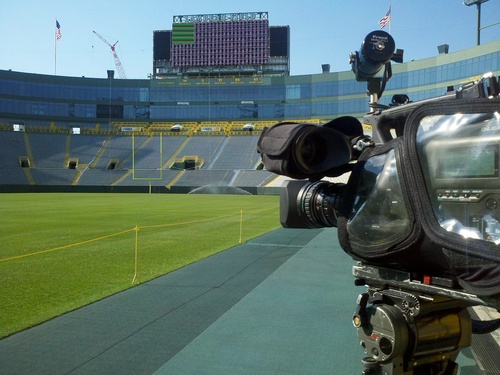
[351,264,500,374]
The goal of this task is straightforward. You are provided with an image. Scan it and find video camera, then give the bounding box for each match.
[257,30,500,374]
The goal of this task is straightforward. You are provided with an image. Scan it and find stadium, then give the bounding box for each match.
[1,11,499,193]
[1,10,500,374]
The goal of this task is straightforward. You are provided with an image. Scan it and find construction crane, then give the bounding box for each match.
[93,30,127,79]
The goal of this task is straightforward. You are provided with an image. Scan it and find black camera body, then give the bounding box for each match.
[260,77,500,296]
[257,31,500,374]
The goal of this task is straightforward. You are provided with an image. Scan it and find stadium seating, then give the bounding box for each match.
[69,134,108,165]
[0,129,276,193]
[208,136,261,170]
[29,133,67,168]
[0,168,29,184]
[0,132,26,168]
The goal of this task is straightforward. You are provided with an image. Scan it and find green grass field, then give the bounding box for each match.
[0,193,280,338]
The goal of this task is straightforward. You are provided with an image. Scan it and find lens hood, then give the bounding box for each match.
[257,117,363,179]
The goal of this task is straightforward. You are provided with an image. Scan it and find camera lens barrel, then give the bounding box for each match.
[280,180,344,228]
[301,181,343,228]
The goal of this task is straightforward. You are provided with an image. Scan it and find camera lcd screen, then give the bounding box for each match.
[437,145,498,179]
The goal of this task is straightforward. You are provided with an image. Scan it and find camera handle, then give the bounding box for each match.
[349,51,392,112]
[353,287,472,375]
[365,62,392,112]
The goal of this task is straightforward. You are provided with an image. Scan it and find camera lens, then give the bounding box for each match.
[294,129,329,172]
[291,125,352,176]
[280,180,344,228]
[300,181,344,228]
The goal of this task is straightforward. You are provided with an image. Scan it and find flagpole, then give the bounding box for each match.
[389,4,392,34]
[54,18,57,75]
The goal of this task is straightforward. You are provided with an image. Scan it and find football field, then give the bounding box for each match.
[0,193,280,338]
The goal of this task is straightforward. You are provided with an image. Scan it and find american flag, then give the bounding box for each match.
[379,6,391,29]
[56,20,62,40]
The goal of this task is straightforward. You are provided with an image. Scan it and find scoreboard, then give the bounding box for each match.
[171,15,269,67]
[153,12,289,78]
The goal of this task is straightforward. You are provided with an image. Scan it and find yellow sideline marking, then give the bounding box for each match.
[0,206,278,263]
[0,229,135,263]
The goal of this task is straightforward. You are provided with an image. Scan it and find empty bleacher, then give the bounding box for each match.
[92,135,148,170]
[75,169,129,186]
[29,133,67,168]
[30,168,78,185]
[174,170,235,187]
[208,136,260,170]
[0,132,26,168]
[231,170,276,187]
[0,129,276,192]
[0,168,29,185]
[176,136,226,166]
[114,169,181,187]
[69,134,108,165]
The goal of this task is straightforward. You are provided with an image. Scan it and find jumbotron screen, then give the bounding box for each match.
[171,18,269,67]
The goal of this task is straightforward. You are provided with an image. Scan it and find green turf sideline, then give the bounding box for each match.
[0,193,280,338]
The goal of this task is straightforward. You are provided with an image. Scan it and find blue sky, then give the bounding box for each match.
[1,0,499,79]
